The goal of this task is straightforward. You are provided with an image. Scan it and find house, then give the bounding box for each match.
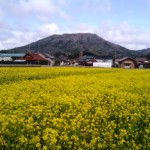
[136,57,150,68]
[0,53,25,61]
[85,59,97,66]
[77,55,113,67]
[18,53,53,65]
[117,57,137,69]
[77,55,95,66]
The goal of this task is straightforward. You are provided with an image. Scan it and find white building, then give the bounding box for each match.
[93,62,112,68]
[93,56,113,68]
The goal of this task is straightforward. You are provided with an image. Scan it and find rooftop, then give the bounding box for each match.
[117,57,136,62]
[21,53,49,61]
[0,53,25,57]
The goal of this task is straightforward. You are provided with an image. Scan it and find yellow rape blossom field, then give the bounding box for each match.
[0,67,150,150]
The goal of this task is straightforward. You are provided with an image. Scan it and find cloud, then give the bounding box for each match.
[71,23,94,33]
[84,0,111,13]
[0,9,4,21]
[58,0,69,7]
[0,23,61,49]
[0,0,71,49]
[36,23,61,36]
[95,21,150,50]
[0,0,71,22]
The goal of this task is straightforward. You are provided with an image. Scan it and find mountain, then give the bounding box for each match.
[6,33,140,59]
[138,48,150,59]
[138,48,150,55]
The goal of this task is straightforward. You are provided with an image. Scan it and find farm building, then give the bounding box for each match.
[93,62,112,68]
[95,56,113,63]
[93,56,113,68]
[17,53,54,65]
[0,53,25,61]
[118,57,137,69]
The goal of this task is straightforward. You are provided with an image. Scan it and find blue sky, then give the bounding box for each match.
[0,0,150,50]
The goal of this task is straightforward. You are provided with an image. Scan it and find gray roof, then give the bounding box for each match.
[136,57,147,62]
[0,53,25,57]
[78,55,113,62]
[79,55,94,62]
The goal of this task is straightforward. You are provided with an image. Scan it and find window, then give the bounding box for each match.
[124,63,130,68]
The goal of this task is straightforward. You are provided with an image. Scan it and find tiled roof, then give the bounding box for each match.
[136,57,147,62]
[21,53,49,61]
[78,55,94,62]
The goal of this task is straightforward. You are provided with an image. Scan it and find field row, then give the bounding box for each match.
[0,67,150,149]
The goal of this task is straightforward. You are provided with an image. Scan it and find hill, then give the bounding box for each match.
[138,48,150,55]
[6,33,142,59]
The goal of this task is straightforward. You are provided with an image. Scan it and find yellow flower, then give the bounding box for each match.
[0,67,149,149]
[42,146,48,150]
[36,143,41,148]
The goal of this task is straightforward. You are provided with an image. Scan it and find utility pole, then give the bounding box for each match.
[114,46,117,67]
[38,42,40,65]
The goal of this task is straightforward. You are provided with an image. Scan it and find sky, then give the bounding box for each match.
[0,0,150,50]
